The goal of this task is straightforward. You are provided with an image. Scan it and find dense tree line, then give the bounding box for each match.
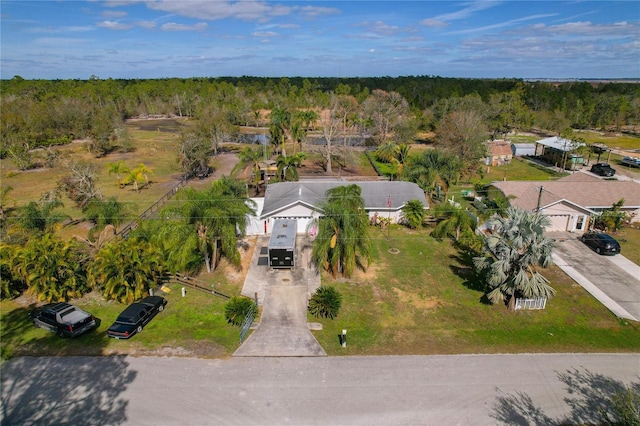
[2,76,639,159]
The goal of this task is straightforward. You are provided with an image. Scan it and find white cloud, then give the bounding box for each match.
[296,5,341,18]
[102,10,128,19]
[27,26,94,34]
[96,20,133,30]
[447,13,557,35]
[145,0,289,21]
[420,19,448,28]
[251,31,278,38]
[136,21,157,29]
[426,1,501,23]
[357,20,399,36]
[161,22,208,31]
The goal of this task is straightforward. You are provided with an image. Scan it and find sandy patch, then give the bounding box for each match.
[393,287,440,310]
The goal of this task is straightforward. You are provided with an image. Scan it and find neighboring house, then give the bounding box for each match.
[511,143,537,157]
[488,173,640,232]
[485,140,513,166]
[536,136,585,170]
[249,180,428,235]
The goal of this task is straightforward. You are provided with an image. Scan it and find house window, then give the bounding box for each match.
[576,215,585,231]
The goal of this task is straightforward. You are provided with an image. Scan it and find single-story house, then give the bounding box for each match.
[511,143,537,157]
[536,136,585,170]
[485,140,513,166]
[249,180,428,235]
[487,173,640,232]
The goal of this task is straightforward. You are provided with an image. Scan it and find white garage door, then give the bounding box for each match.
[546,215,569,232]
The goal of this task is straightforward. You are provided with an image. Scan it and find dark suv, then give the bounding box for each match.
[30,303,98,337]
[590,163,616,177]
[581,232,621,255]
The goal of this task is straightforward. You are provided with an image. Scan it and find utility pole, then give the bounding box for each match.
[536,186,544,212]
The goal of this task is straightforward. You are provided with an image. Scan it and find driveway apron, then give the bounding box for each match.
[234,236,326,357]
[550,232,640,321]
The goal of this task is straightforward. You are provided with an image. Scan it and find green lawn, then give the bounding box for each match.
[575,130,640,151]
[309,226,640,355]
[477,157,565,184]
[3,226,639,360]
[615,227,640,266]
[1,281,242,360]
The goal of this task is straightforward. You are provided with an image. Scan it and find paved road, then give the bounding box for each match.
[551,233,640,321]
[2,354,638,425]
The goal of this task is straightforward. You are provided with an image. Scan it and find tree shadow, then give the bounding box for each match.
[492,389,555,426]
[489,367,639,425]
[448,244,491,303]
[1,355,136,425]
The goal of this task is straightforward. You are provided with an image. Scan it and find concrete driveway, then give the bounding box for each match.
[550,232,640,321]
[234,235,325,357]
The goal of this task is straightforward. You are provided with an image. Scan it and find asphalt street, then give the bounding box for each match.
[2,354,638,425]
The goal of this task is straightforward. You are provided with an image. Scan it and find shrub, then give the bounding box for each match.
[308,286,342,319]
[224,297,256,326]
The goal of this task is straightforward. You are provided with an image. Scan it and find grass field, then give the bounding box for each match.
[2,122,639,360]
[309,226,640,356]
[615,226,640,266]
[0,260,247,360]
[575,130,640,151]
[2,226,639,360]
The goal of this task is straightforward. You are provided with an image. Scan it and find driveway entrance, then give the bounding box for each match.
[234,236,326,356]
[550,232,640,321]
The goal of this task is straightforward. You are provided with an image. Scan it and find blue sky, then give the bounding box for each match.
[1,1,638,79]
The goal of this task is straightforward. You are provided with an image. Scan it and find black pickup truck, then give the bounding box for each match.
[30,303,98,337]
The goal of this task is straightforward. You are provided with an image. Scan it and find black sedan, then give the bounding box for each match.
[107,296,167,339]
[581,232,621,255]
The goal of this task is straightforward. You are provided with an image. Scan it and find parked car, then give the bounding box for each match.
[107,296,167,339]
[621,156,640,168]
[590,163,616,177]
[30,303,98,337]
[580,232,621,255]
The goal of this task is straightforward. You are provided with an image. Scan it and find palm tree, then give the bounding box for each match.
[375,142,398,163]
[311,184,371,278]
[122,163,153,192]
[165,177,256,273]
[106,161,129,187]
[224,296,256,326]
[0,243,26,299]
[16,197,69,235]
[234,146,263,194]
[0,185,15,239]
[83,196,133,228]
[402,199,426,229]
[276,152,305,182]
[88,237,167,304]
[14,234,88,302]
[83,196,135,241]
[431,203,477,243]
[269,107,291,157]
[292,109,318,154]
[473,207,556,310]
[395,143,410,175]
[401,149,461,197]
[308,286,342,319]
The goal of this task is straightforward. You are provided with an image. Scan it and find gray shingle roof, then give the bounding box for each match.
[261,180,427,219]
